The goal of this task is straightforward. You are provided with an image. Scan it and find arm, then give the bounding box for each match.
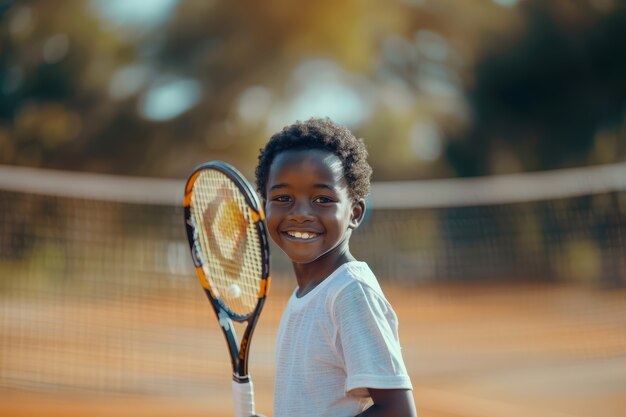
[333,281,415,416]
[355,388,417,417]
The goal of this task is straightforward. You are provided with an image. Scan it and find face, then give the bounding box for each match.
[264,149,364,266]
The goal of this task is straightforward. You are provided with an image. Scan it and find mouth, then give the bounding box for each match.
[284,230,320,240]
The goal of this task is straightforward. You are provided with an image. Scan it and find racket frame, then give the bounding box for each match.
[183,161,270,383]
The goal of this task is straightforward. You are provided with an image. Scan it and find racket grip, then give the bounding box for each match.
[231,379,256,417]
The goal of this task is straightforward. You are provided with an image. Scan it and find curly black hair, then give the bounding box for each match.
[255,118,372,202]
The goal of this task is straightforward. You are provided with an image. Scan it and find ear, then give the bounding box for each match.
[349,199,366,229]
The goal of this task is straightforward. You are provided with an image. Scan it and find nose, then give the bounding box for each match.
[287,199,314,223]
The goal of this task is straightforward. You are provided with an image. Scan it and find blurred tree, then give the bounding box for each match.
[446,0,626,177]
[0,0,136,170]
[146,0,404,177]
[1,0,624,180]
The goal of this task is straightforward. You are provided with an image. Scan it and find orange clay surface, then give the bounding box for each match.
[1,283,625,417]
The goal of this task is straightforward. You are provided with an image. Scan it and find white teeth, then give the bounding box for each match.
[287,231,317,239]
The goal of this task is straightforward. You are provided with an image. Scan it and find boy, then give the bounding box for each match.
[255,118,417,417]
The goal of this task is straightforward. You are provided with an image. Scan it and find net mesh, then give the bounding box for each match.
[188,168,264,317]
[0,191,206,394]
[353,193,626,286]
[0,164,625,416]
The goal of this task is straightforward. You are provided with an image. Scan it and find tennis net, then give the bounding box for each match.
[0,163,625,411]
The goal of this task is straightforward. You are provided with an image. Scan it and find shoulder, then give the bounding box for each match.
[330,261,383,295]
[332,262,386,302]
[329,262,395,321]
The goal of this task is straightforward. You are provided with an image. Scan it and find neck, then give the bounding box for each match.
[293,246,356,298]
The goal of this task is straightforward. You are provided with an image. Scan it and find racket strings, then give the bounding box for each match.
[190,170,264,317]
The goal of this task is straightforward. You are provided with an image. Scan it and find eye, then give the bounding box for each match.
[271,195,291,203]
[314,196,335,204]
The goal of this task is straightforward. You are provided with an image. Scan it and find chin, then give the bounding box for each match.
[278,245,328,264]
[284,252,323,265]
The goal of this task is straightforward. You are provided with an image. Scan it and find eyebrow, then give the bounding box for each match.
[268,183,288,191]
[313,183,337,191]
[268,183,337,191]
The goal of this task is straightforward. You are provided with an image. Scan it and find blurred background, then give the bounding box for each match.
[0,0,625,416]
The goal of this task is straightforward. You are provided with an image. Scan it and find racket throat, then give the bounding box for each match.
[232,372,250,383]
[233,345,251,383]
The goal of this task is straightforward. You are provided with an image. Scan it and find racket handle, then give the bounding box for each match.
[231,379,256,417]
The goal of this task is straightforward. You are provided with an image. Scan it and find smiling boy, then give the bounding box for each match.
[255,118,416,417]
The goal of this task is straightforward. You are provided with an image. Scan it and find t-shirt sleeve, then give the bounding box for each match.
[332,281,413,396]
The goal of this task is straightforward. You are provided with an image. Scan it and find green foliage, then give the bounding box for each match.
[0,0,624,179]
[446,0,626,176]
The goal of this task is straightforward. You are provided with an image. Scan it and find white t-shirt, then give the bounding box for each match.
[273,261,412,417]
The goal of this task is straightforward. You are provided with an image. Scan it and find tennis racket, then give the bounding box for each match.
[183,161,270,417]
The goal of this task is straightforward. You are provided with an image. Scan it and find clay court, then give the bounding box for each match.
[2,282,625,417]
[1,164,625,417]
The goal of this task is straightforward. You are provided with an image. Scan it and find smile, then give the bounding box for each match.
[285,231,319,240]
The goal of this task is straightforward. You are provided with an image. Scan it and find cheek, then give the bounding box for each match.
[264,204,277,224]
[334,207,352,225]
[264,206,281,237]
